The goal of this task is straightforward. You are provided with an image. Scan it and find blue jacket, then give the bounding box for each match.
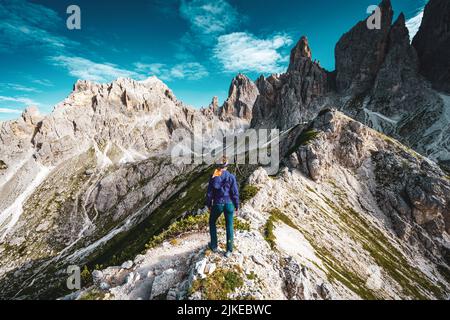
[206,170,240,209]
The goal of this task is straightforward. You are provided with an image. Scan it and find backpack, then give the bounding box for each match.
[212,171,232,198]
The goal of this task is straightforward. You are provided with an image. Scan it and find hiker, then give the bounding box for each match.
[206,157,239,258]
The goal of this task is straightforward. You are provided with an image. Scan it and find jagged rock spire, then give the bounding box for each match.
[412,0,450,93]
[288,36,312,71]
[219,74,259,121]
[335,0,393,93]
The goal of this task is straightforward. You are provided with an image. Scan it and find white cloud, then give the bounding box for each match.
[214,32,293,74]
[406,10,424,41]
[0,83,41,93]
[0,108,23,114]
[135,62,209,81]
[0,96,40,116]
[134,63,167,76]
[180,0,239,44]
[51,56,209,83]
[32,79,54,87]
[0,95,40,106]
[51,56,139,83]
[0,0,77,53]
[170,62,209,80]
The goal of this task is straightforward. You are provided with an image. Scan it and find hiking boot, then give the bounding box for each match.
[208,243,218,253]
[225,251,232,258]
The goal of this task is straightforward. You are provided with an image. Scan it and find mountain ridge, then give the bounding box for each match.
[0,0,449,300]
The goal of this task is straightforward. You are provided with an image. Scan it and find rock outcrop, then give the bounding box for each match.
[369,13,427,117]
[219,74,259,121]
[251,36,331,130]
[334,2,449,169]
[412,0,450,93]
[335,0,393,94]
[288,109,450,241]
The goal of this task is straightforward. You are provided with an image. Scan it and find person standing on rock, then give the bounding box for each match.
[206,157,239,258]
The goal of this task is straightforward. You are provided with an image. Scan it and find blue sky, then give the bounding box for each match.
[0,0,427,120]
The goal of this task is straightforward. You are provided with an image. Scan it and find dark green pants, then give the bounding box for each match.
[209,203,234,252]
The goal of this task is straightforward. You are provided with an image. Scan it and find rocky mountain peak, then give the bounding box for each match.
[390,13,409,43]
[21,106,42,126]
[209,96,219,112]
[288,36,312,71]
[252,35,331,130]
[219,73,259,121]
[335,0,393,93]
[412,0,450,93]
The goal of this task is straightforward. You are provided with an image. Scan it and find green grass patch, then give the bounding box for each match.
[79,289,106,300]
[288,129,320,155]
[145,213,250,250]
[190,267,244,300]
[312,244,379,300]
[269,208,297,230]
[297,129,320,146]
[145,214,209,249]
[80,265,92,287]
[263,215,277,250]
[240,185,260,204]
[246,271,257,280]
[263,208,297,250]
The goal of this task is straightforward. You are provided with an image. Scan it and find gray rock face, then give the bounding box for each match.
[333,1,449,168]
[220,74,259,121]
[251,36,331,130]
[288,109,450,251]
[369,14,428,117]
[287,36,312,71]
[335,0,393,94]
[283,257,317,300]
[412,0,450,93]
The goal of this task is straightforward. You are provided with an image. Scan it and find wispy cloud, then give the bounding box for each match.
[50,54,210,84]
[32,79,54,87]
[0,107,22,114]
[50,56,139,83]
[0,0,77,53]
[135,62,209,81]
[0,95,41,106]
[214,32,293,74]
[0,95,40,117]
[0,83,41,93]
[179,0,240,45]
